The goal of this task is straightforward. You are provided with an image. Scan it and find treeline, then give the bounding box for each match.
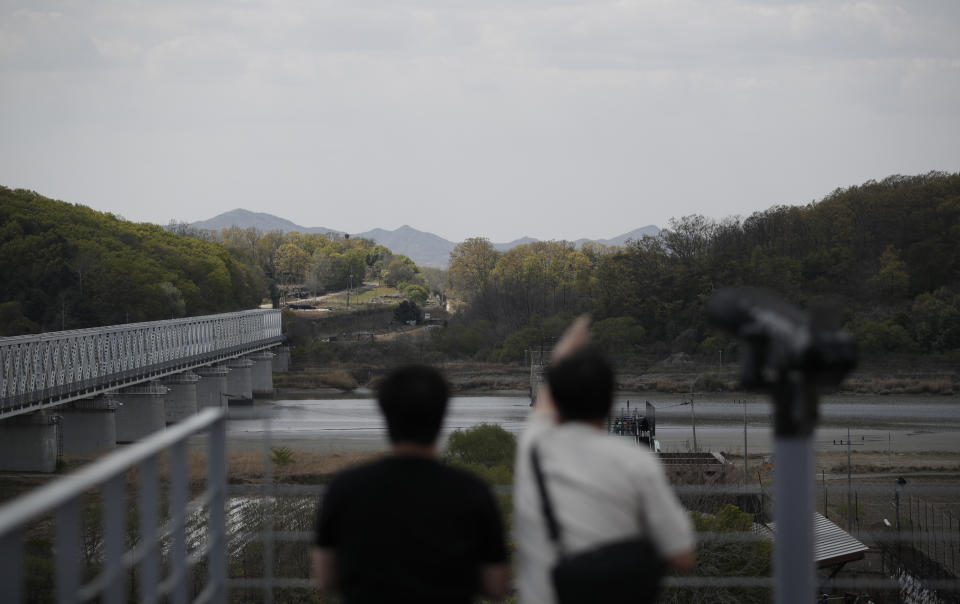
[437,172,960,361]
[0,187,264,335]
[0,187,431,336]
[173,225,433,306]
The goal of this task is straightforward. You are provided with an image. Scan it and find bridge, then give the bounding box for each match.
[0,309,286,471]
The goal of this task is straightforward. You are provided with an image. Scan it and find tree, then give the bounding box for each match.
[448,238,499,301]
[869,245,910,298]
[273,244,310,284]
[383,256,419,287]
[394,300,421,324]
[401,283,429,306]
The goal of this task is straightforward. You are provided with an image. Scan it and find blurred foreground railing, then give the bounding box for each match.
[0,408,226,604]
[1,410,957,603]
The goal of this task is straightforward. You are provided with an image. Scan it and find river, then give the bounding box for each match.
[223,393,960,456]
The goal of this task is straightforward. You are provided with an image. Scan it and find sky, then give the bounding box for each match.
[1,1,959,243]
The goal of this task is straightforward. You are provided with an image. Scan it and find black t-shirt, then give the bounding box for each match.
[315,455,507,604]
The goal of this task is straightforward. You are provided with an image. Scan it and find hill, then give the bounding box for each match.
[190,211,661,268]
[191,209,339,235]
[0,187,266,335]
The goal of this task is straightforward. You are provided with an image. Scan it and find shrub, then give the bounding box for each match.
[444,424,516,470]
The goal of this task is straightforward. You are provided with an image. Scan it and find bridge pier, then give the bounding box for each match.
[162,371,199,424]
[60,395,118,458]
[115,383,168,443]
[250,351,276,396]
[272,346,291,372]
[196,366,229,410]
[225,358,254,405]
[0,411,59,472]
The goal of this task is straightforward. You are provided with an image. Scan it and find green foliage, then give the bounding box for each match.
[271,446,295,466]
[399,282,429,306]
[661,505,772,604]
[0,186,265,331]
[393,299,421,324]
[592,316,646,355]
[441,171,960,361]
[445,423,516,469]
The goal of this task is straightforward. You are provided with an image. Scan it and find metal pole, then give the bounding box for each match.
[773,380,816,604]
[743,400,748,486]
[775,436,814,604]
[690,391,698,453]
[822,470,827,518]
[888,432,891,472]
[847,426,852,532]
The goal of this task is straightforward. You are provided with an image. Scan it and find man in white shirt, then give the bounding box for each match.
[513,316,695,604]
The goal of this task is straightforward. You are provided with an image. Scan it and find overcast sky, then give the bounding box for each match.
[2,1,958,242]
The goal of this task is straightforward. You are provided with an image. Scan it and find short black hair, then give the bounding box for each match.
[546,348,615,421]
[377,364,449,445]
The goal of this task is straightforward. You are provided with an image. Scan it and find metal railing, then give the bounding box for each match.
[0,310,282,418]
[0,408,227,604]
[1,411,957,603]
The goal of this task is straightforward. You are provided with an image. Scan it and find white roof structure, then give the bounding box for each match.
[761,512,870,568]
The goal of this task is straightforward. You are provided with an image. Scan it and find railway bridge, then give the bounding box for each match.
[0,309,287,471]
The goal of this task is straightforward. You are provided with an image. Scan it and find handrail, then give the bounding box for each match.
[0,408,227,604]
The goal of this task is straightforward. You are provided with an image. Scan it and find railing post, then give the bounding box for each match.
[102,474,126,604]
[170,440,188,604]
[139,455,160,603]
[0,528,22,603]
[56,498,82,604]
[208,415,227,603]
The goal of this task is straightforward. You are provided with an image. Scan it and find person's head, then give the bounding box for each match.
[546,347,615,422]
[377,364,449,446]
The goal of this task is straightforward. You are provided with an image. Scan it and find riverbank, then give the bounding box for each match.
[275,356,959,397]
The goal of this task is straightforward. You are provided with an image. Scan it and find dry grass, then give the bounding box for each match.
[160,449,382,487]
[275,367,360,390]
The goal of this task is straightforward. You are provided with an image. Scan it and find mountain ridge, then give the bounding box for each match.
[189,210,659,268]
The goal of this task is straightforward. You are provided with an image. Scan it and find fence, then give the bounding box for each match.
[0,408,226,604]
[1,411,958,603]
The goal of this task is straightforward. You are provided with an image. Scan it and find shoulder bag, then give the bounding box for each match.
[530,444,666,604]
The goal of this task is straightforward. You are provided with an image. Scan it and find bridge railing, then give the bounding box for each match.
[0,407,227,604]
[0,309,282,416]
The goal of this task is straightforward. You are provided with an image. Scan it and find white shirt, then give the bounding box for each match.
[513,415,695,604]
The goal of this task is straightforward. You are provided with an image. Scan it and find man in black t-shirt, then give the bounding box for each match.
[313,365,509,603]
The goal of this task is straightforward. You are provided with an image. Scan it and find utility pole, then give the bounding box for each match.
[847,426,853,531]
[888,432,892,472]
[689,388,698,453]
[743,399,748,486]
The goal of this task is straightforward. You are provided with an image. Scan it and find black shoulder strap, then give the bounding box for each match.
[530,444,566,556]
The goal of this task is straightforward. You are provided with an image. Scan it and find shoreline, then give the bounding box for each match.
[275,359,959,397]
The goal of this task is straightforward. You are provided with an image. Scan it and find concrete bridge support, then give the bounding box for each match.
[115,383,168,443]
[272,346,291,372]
[0,411,59,472]
[225,358,254,405]
[60,395,117,459]
[196,366,229,410]
[162,371,199,424]
[250,351,275,397]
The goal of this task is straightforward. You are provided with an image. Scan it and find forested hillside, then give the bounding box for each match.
[439,172,960,361]
[0,187,265,335]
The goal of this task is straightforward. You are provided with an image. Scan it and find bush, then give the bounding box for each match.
[394,300,421,324]
[444,424,516,479]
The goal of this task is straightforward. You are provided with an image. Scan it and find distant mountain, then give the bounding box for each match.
[190,210,660,268]
[355,225,456,268]
[592,225,661,247]
[191,209,338,235]
[492,237,538,252]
